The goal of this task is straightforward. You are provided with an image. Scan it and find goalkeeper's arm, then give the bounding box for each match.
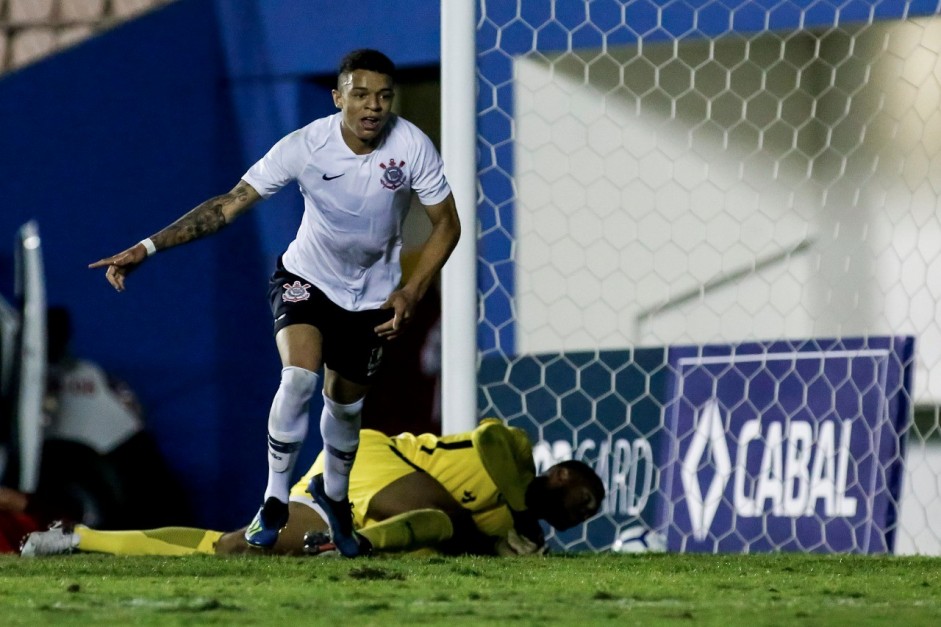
[353,507,498,556]
[440,512,549,557]
[349,509,545,557]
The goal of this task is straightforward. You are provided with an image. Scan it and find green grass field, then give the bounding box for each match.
[1,553,940,625]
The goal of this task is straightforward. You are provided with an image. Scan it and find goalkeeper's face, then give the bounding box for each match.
[528,464,603,531]
[333,69,395,146]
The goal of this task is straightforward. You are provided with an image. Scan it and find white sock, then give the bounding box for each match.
[320,393,363,502]
[264,366,319,503]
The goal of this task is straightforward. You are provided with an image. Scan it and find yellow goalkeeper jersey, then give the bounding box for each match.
[293,418,536,537]
[385,418,536,535]
[291,418,536,536]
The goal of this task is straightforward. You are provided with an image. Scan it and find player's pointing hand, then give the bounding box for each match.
[88,242,150,292]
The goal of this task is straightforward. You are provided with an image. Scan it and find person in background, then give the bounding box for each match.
[0,306,189,551]
[43,306,143,456]
[38,306,189,530]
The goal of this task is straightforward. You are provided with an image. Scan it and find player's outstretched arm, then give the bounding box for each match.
[375,192,460,339]
[88,180,262,292]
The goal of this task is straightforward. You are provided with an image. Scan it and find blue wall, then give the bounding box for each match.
[0,0,441,529]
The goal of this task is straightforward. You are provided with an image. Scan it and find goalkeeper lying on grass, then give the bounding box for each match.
[21,419,604,558]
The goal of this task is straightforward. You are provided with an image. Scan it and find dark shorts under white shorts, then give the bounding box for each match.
[268,258,392,385]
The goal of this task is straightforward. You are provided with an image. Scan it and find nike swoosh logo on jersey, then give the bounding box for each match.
[322,173,345,181]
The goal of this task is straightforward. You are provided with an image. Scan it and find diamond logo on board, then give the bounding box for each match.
[681,399,732,541]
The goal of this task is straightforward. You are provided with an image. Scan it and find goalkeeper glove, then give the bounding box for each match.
[510,508,545,546]
[494,528,548,556]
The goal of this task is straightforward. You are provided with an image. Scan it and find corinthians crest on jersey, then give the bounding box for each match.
[379,158,407,190]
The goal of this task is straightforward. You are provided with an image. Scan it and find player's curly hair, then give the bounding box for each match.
[337,49,397,85]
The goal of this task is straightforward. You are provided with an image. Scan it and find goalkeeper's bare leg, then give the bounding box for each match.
[222,502,329,555]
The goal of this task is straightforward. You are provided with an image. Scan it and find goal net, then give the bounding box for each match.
[472,1,941,554]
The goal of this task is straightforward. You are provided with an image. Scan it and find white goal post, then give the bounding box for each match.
[442,0,941,555]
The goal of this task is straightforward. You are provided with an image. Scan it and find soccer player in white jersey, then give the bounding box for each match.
[89,49,461,557]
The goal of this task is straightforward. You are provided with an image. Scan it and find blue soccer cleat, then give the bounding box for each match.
[244,497,289,548]
[307,473,372,557]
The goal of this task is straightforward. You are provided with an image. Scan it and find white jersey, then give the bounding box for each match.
[242,113,451,311]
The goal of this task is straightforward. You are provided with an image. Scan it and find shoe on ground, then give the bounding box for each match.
[244,497,289,548]
[20,521,79,557]
[306,473,372,558]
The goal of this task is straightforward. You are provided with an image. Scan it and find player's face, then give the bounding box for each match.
[333,69,395,151]
[529,467,602,530]
[549,483,601,530]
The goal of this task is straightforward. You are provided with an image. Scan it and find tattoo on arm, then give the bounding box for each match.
[150,182,253,251]
[231,180,253,204]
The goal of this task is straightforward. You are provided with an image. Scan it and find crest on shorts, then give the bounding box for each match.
[282,280,312,302]
[379,158,406,190]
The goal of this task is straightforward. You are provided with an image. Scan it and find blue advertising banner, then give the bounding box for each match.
[479,336,915,554]
[661,337,914,554]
